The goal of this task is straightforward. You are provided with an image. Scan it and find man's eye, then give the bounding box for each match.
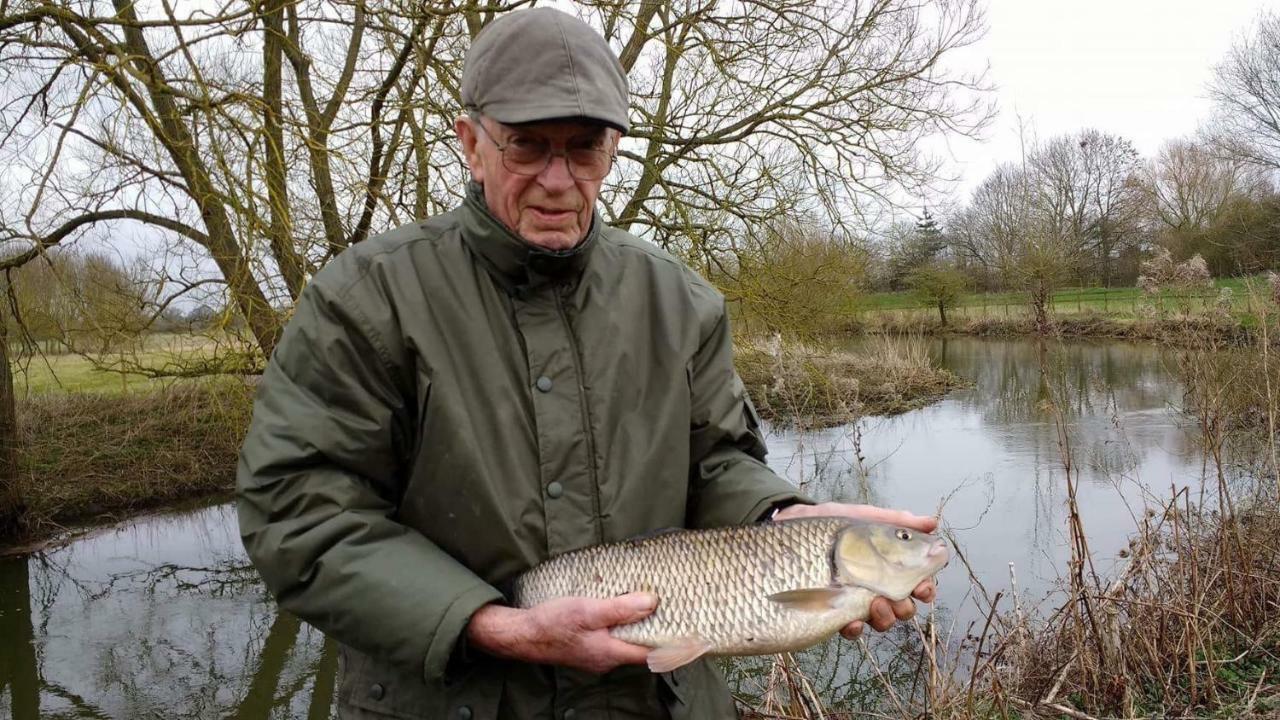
[508,137,545,153]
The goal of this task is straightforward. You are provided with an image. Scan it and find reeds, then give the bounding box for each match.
[856,311,1255,347]
[737,284,1280,719]
[734,334,967,429]
[5,379,253,544]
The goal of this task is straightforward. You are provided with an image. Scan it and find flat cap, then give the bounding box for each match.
[461,8,630,133]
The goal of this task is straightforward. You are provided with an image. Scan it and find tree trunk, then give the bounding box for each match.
[938,301,948,326]
[1031,281,1052,335]
[0,308,22,540]
[262,0,305,301]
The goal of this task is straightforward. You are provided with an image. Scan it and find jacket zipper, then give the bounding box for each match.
[554,289,604,543]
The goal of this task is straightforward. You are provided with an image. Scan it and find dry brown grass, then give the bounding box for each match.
[986,494,1280,719]
[736,293,1280,719]
[855,310,1257,347]
[735,335,968,428]
[9,379,254,542]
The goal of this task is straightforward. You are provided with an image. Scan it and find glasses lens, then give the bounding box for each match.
[567,149,612,180]
[493,128,614,180]
[502,137,550,173]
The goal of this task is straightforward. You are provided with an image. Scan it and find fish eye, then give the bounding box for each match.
[896,529,912,541]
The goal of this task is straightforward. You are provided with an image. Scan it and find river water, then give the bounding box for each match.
[0,337,1226,718]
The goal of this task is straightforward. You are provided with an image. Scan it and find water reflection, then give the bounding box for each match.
[759,336,1225,701]
[0,506,333,719]
[0,337,1236,718]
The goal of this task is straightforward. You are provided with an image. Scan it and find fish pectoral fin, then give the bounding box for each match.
[647,638,713,673]
[767,587,846,611]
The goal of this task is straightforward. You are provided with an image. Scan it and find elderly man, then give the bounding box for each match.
[237,7,936,719]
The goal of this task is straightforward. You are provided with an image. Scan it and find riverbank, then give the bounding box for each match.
[738,494,1280,720]
[3,381,251,548]
[1,335,968,548]
[849,310,1259,346]
[736,332,1280,719]
[850,276,1276,346]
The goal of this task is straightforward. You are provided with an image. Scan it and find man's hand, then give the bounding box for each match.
[466,592,657,674]
[772,502,939,639]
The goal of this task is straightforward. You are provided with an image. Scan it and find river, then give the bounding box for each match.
[0,337,1229,718]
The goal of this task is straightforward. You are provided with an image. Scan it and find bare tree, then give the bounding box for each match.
[1029,129,1143,286]
[0,0,990,372]
[1143,137,1266,233]
[952,160,1077,332]
[0,1,408,365]
[1208,10,1280,171]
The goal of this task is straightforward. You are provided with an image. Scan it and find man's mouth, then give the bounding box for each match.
[529,206,575,222]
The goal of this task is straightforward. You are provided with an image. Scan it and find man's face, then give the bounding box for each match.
[457,115,616,251]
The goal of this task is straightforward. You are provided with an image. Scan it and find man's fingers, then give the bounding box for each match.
[890,597,915,621]
[862,508,936,533]
[912,579,936,603]
[840,621,864,640]
[601,637,652,666]
[867,597,896,632]
[831,504,938,532]
[774,503,940,534]
[582,592,658,628]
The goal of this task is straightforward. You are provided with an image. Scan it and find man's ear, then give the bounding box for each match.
[454,115,484,183]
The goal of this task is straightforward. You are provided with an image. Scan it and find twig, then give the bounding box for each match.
[1008,696,1101,720]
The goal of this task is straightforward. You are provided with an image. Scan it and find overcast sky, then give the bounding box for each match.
[932,0,1277,202]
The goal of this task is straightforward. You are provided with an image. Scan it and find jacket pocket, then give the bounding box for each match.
[337,644,502,719]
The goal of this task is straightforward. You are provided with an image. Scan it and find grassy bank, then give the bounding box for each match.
[735,336,968,428]
[853,276,1272,345]
[736,310,1280,720]
[2,331,970,546]
[861,276,1258,315]
[852,310,1257,345]
[6,380,253,545]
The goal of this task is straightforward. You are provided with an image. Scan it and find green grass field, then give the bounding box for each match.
[859,275,1266,319]
[8,333,250,395]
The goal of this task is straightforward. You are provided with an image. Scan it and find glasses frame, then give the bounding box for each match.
[469,113,617,181]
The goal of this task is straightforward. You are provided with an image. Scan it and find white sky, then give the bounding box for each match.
[932,0,1278,201]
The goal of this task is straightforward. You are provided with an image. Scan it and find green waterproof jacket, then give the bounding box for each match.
[237,183,808,719]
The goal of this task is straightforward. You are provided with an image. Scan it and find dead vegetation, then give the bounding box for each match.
[734,335,968,428]
[8,381,253,543]
[738,288,1280,719]
[854,311,1257,347]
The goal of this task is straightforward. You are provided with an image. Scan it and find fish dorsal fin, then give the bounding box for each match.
[767,587,845,612]
[647,638,714,673]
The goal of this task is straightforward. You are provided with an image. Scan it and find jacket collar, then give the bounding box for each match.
[459,182,598,293]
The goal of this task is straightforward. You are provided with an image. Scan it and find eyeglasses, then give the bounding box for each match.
[472,117,616,181]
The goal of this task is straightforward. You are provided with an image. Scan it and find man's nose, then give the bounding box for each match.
[537,153,576,192]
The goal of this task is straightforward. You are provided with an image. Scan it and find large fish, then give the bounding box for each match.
[512,516,949,672]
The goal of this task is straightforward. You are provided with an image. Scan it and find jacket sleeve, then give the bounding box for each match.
[686,299,813,528]
[236,262,502,683]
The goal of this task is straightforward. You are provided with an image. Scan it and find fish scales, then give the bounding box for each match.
[512,517,874,656]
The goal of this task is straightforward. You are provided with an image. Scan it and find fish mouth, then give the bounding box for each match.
[926,540,950,568]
